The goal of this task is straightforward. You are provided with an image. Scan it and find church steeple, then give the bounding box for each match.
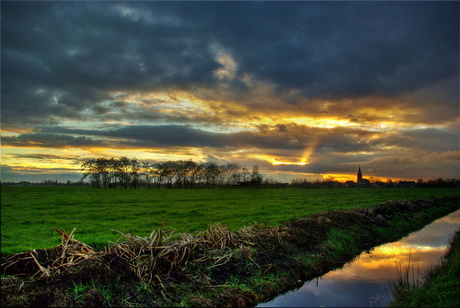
[357,166,363,183]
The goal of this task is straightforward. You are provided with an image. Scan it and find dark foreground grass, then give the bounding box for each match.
[1,186,458,257]
[390,229,460,307]
[1,195,459,307]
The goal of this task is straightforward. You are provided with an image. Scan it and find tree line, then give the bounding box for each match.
[81,157,263,189]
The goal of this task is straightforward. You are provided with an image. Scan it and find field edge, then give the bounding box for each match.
[1,195,459,307]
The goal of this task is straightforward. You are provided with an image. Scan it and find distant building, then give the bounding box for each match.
[357,166,363,183]
[345,180,355,188]
[397,181,416,188]
[372,181,386,188]
[356,166,371,187]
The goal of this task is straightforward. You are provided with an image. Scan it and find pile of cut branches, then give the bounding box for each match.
[1,228,96,278]
[1,222,290,283]
[107,222,291,282]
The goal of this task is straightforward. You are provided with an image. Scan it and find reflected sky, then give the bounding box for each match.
[258,209,460,307]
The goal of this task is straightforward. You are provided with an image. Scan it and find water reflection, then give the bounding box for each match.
[258,209,460,307]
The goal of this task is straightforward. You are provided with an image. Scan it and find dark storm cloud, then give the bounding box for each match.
[380,128,459,152]
[2,125,228,149]
[9,153,78,161]
[2,124,378,155]
[184,1,459,98]
[1,1,220,128]
[2,132,103,148]
[2,1,458,129]
[108,125,228,148]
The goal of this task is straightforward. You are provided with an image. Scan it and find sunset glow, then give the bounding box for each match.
[1,1,458,183]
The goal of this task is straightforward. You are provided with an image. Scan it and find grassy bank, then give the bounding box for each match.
[1,195,458,307]
[390,228,460,307]
[1,186,458,256]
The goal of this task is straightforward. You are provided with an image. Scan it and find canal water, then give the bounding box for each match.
[258,209,460,307]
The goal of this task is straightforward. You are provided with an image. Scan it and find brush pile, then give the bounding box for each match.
[1,222,290,283]
[1,228,96,278]
[105,222,291,283]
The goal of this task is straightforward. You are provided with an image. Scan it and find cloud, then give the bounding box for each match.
[8,153,78,161]
[2,132,103,149]
[2,2,458,129]
[109,125,228,148]
[379,128,459,152]
[6,124,373,154]
[199,1,458,98]
[5,123,458,161]
[2,125,228,149]
[1,1,221,129]
[1,1,458,181]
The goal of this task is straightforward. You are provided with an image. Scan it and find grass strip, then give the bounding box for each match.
[1,195,459,307]
[2,186,459,257]
[389,228,460,307]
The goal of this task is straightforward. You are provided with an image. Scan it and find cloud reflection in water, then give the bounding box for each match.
[258,209,460,307]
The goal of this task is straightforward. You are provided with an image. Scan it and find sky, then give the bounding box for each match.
[1,1,459,183]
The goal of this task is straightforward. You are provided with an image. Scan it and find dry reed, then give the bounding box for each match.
[1,228,96,278]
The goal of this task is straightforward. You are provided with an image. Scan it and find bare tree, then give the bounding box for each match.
[241,167,250,183]
[81,159,102,188]
[250,165,263,184]
[82,157,262,189]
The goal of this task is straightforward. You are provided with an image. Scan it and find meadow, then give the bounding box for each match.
[1,186,458,256]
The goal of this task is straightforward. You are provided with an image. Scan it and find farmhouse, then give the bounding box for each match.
[396,181,416,188]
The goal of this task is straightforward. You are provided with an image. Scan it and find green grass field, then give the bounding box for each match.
[1,186,458,256]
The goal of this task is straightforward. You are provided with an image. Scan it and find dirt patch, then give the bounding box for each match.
[1,195,458,307]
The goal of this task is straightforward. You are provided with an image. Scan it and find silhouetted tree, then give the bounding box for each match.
[250,165,263,184]
[224,163,241,185]
[82,157,266,189]
[241,167,250,183]
[81,159,103,188]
